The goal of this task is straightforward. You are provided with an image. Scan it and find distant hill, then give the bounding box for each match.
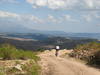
[0,36,99,50]
[0,32,100,41]
[0,24,100,40]
[65,33,100,40]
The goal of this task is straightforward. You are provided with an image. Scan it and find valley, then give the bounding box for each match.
[0,32,99,50]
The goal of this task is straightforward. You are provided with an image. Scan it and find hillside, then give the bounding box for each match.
[0,36,99,50]
[69,42,100,67]
[39,50,100,75]
[0,43,100,75]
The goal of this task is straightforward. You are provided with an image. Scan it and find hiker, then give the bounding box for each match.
[55,45,60,57]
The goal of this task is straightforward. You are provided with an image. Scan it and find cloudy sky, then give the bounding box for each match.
[0,0,100,33]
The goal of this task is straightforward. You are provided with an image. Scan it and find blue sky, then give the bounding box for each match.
[0,0,100,33]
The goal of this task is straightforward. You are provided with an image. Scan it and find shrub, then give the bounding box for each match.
[0,43,40,61]
[17,50,40,61]
[0,43,17,60]
[89,50,100,66]
[69,42,100,66]
[37,48,45,52]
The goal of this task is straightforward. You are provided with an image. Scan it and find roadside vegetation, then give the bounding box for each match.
[0,43,41,75]
[69,42,100,67]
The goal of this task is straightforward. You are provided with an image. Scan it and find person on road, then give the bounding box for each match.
[55,46,60,57]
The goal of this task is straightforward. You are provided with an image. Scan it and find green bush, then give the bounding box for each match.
[75,42,100,51]
[89,50,100,66]
[0,44,17,60]
[16,50,40,61]
[0,43,40,61]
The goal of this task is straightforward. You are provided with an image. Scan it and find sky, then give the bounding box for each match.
[0,0,100,33]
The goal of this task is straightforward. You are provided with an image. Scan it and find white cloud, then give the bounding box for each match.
[26,0,34,4]
[0,11,44,24]
[82,12,100,22]
[26,0,100,10]
[0,11,19,18]
[47,0,66,9]
[35,0,47,6]
[83,0,100,9]
[63,14,78,22]
[30,15,44,23]
[26,0,47,8]
[83,15,92,22]
[0,11,72,24]
[47,15,63,23]
[64,15,71,21]
[47,14,78,23]
[26,0,78,9]
[84,0,94,8]
[48,15,57,23]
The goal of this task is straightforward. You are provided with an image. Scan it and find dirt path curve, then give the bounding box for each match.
[39,50,100,75]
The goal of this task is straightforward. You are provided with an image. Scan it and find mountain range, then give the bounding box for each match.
[0,25,100,40]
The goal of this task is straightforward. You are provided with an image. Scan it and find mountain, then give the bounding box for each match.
[0,24,38,33]
[65,33,100,40]
[0,23,100,40]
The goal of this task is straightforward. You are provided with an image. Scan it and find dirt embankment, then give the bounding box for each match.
[39,50,100,75]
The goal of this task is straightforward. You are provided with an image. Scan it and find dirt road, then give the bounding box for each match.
[39,50,100,75]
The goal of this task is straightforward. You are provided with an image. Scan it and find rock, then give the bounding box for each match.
[14,64,22,71]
